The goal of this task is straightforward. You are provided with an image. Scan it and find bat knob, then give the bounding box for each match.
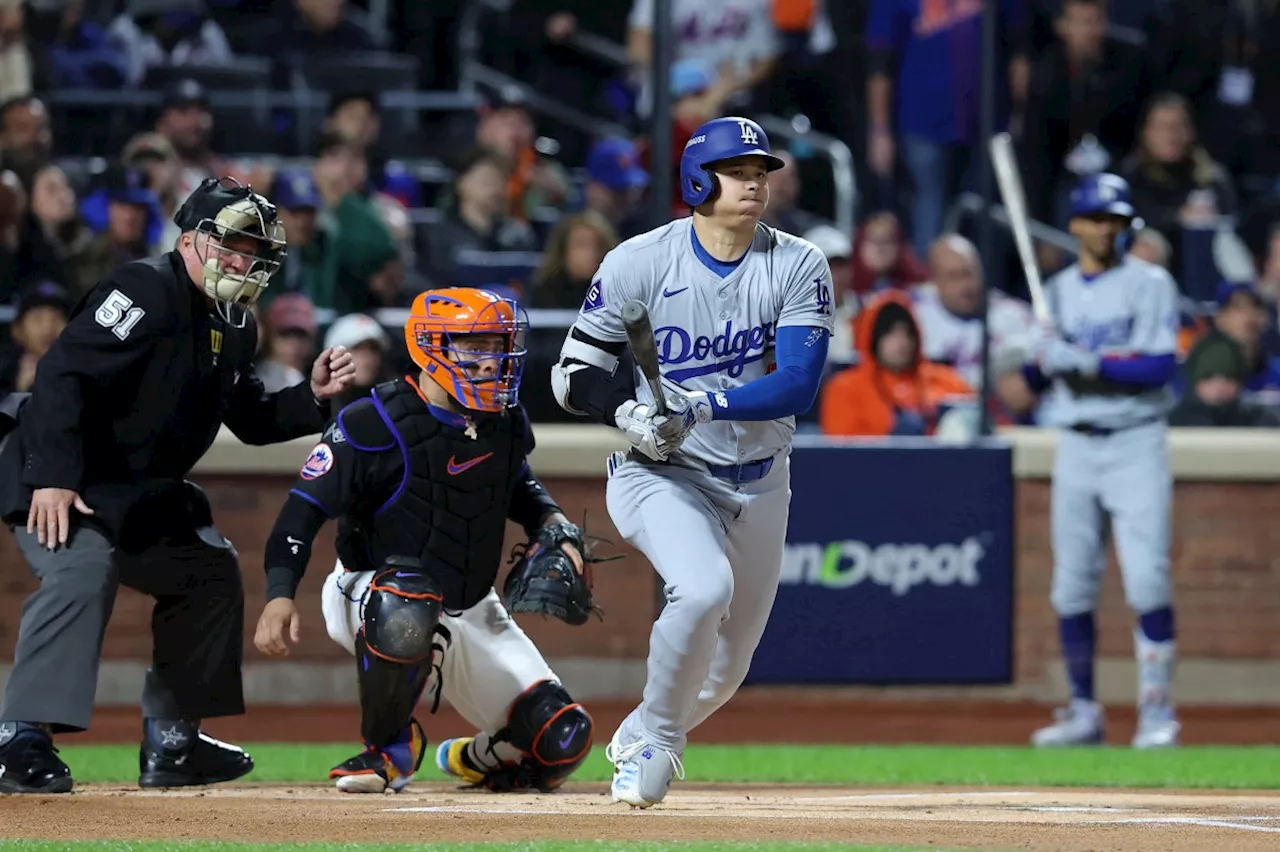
[621,300,647,325]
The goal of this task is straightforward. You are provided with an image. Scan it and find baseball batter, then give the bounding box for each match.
[553,117,834,807]
[1025,173,1181,748]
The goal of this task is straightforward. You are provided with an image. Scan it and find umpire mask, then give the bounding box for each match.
[175,177,287,326]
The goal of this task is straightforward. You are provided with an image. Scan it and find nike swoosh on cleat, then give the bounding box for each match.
[558,727,577,750]
[447,452,493,475]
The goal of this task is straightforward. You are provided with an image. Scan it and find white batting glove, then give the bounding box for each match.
[614,400,693,462]
[1029,323,1100,377]
[676,390,716,424]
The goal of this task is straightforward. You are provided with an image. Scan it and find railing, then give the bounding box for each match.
[945,191,1079,255]
[40,88,477,112]
[0,302,579,329]
[564,29,631,68]
[756,114,857,238]
[42,87,481,164]
[458,61,633,140]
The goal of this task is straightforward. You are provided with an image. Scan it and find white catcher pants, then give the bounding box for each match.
[605,450,792,754]
[320,561,559,763]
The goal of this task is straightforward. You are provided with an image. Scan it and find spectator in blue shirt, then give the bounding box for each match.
[866,0,1030,258]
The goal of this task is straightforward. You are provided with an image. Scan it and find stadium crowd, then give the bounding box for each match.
[2,0,1280,433]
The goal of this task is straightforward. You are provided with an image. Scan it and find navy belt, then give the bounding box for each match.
[1068,416,1161,438]
[705,456,774,483]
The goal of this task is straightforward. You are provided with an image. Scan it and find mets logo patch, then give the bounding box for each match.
[300,443,334,480]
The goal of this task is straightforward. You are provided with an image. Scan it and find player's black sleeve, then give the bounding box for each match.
[20,266,170,490]
[262,420,370,600]
[222,314,329,445]
[264,493,329,600]
[507,410,562,536]
[508,464,562,537]
[560,328,636,425]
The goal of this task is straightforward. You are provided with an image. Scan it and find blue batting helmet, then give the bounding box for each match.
[679,116,786,207]
[1069,173,1136,220]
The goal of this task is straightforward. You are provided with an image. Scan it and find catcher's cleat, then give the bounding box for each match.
[330,718,426,794]
[435,737,486,786]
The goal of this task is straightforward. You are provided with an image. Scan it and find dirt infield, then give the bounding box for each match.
[68,697,1280,745]
[2,784,1279,851]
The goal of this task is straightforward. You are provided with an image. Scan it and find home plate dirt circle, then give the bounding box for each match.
[2,784,1279,851]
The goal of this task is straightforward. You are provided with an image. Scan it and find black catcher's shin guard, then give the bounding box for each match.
[486,680,593,792]
[355,561,443,747]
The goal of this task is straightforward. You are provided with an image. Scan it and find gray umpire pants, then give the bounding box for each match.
[0,523,246,733]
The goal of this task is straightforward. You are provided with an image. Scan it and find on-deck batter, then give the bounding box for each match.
[1024,173,1181,748]
[552,116,834,807]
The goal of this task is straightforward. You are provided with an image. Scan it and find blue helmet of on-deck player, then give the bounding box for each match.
[679,116,786,207]
[1069,173,1136,220]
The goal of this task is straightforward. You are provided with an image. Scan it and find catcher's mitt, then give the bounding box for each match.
[502,516,619,626]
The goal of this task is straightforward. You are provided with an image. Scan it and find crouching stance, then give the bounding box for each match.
[254,288,596,793]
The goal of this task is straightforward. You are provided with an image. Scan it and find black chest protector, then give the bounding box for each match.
[341,381,527,610]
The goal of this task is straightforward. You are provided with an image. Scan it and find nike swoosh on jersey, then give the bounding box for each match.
[447,452,494,475]
[662,287,689,297]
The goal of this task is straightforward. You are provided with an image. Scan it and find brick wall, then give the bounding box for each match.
[2,476,1278,693]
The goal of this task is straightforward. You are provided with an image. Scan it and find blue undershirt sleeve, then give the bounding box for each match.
[712,326,829,421]
[1098,353,1177,387]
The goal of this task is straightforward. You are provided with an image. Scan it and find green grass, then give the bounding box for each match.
[0,839,977,844]
[56,743,1280,789]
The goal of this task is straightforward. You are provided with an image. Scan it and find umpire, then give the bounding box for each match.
[0,176,355,794]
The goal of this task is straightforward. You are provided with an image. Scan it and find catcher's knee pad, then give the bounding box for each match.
[356,558,444,747]
[494,680,593,791]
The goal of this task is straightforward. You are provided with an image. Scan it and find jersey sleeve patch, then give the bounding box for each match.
[300,443,335,480]
[93,288,147,340]
[582,279,605,313]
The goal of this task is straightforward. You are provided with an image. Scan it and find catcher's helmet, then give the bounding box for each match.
[1069,173,1136,220]
[174,176,287,324]
[680,116,786,207]
[405,288,529,413]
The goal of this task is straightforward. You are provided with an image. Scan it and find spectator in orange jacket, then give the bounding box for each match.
[819,291,973,437]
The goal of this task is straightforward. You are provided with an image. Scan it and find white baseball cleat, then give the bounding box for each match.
[1031,699,1106,747]
[1132,706,1181,748]
[605,735,684,808]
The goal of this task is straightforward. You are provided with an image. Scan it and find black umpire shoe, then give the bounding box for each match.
[138,730,254,789]
[0,727,75,794]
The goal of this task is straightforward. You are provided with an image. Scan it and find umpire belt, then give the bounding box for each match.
[1067,416,1162,438]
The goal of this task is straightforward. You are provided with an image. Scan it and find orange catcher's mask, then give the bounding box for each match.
[405,288,529,413]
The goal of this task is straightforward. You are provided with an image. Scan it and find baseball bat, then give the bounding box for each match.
[989,132,1052,324]
[620,299,667,416]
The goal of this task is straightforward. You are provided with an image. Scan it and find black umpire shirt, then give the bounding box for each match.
[0,252,329,547]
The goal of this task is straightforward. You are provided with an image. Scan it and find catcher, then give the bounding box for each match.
[253,288,600,794]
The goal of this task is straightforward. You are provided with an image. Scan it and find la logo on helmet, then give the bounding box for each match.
[738,120,759,146]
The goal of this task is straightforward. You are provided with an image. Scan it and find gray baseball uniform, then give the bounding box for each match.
[563,218,833,753]
[1039,256,1178,618]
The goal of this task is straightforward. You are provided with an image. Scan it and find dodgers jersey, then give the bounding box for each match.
[1038,256,1179,430]
[571,218,834,467]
